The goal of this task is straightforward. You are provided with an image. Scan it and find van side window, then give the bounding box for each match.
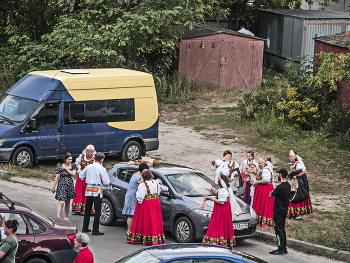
[64,99,135,125]
[69,103,85,122]
[106,99,135,122]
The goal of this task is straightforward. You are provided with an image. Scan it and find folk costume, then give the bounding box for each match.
[211,159,239,186]
[202,179,237,248]
[252,157,275,227]
[287,151,313,217]
[72,145,96,214]
[126,180,166,246]
[240,159,258,206]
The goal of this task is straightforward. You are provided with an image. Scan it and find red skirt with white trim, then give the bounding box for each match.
[202,201,235,248]
[126,198,166,246]
[252,183,275,227]
[72,177,94,214]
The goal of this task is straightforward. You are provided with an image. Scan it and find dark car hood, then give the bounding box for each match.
[182,195,251,219]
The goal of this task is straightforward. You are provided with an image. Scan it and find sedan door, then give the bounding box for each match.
[110,167,138,215]
[152,172,179,232]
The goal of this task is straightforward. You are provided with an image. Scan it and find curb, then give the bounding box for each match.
[255,231,350,262]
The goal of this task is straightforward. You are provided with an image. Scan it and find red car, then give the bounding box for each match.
[0,192,78,263]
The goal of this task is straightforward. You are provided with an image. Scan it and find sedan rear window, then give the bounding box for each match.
[30,210,54,226]
[167,172,218,196]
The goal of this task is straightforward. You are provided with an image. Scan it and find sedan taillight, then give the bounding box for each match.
[67,233,76,246]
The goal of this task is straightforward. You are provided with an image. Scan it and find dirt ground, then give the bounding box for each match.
[147,103,350,215]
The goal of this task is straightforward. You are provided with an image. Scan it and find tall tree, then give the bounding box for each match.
[9,0,227,74]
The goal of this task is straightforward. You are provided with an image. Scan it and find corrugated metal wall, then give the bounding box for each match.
[255,10,350,71]
[305,22,350,62]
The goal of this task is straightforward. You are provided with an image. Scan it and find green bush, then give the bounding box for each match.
[237,69,286,120]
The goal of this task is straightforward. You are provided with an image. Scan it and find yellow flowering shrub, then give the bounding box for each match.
[276,87,321,130]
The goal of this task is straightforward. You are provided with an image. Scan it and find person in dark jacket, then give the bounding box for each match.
[269,169,291,255]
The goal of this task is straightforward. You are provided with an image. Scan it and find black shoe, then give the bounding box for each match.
[269,249,285,255]
[92,231,104,235]
[284,248,288,254]
[82,228,91,233]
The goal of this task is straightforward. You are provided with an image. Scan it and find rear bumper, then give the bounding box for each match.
[144,138,159,151]
[0,148,14,162]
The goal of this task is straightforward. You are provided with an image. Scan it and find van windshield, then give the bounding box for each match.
[0,94,37,123]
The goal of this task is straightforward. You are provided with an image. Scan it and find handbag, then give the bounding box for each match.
[290,174,310,203]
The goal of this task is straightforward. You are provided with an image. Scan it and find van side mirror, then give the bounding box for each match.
[28,118,36,129]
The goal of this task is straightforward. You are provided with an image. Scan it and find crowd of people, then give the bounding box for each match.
[43,143,313,261]
[206,149,313,254]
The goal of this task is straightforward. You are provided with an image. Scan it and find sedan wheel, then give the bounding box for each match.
[100,198,117,226]
[174,216,195,243]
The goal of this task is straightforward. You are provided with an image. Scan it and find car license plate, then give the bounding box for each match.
[234,222,249,230]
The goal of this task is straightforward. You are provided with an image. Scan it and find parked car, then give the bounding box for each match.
[101,163,257,243]
[115,243,267,263]
[0,192,78,263]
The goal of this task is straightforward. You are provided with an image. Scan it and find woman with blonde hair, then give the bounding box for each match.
[252,156,275,227]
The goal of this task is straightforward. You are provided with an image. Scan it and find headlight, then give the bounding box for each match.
[194,209,212,219]
[250,206,257,218]
[0,139,5,147]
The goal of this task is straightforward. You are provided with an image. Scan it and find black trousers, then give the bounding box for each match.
[83,195,102,232]
[273,212,287,249]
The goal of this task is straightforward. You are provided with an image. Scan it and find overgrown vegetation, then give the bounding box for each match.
[154,72,215,104]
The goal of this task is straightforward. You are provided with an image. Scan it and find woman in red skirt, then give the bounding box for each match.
[202,174,236,248]
[252,157,275,227]
[72,144,96,215]
[287,150,313,219]
[126,169,166,246]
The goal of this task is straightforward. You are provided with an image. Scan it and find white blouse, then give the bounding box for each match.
[136,179,161,204]
[217,188,229,201]
[291,161,306,172]
[212,159,239,183]
[239,159,259,172]
[261,167,273,182]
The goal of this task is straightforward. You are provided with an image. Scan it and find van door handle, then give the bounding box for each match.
[113,187,120,191]
[58,127,62,133]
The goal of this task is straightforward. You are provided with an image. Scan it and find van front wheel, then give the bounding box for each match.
[11,147,33,167]
[121,141,141,161]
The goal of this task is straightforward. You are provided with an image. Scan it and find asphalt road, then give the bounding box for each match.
[0,179,344,263]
